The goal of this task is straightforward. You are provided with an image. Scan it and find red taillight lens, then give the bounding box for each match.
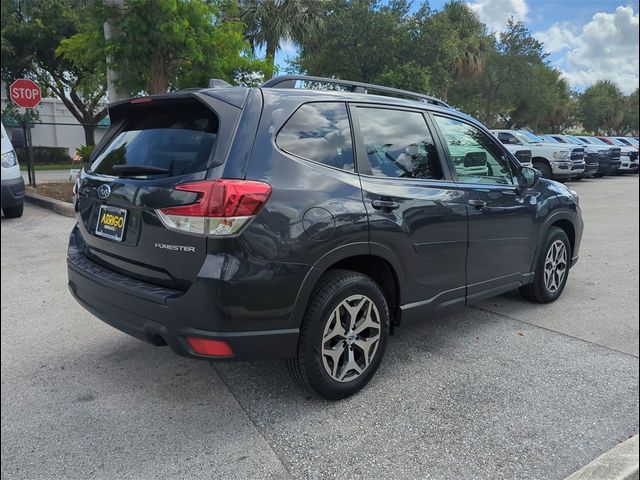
[187,337,234,357]
[156,179,271,236]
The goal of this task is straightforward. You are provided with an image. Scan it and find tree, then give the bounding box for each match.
[618,88,639,135]
[294,0,417,88]
[579,81,625,134]
[1,0,107,145]
[415,1,492,101]
[71,0,270,95]
[240,0,323,79]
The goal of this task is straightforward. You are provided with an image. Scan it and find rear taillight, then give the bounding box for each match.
[156,179,271,237]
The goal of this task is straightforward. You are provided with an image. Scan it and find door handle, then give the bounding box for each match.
[468,199,487,209]
[371,199,400,210]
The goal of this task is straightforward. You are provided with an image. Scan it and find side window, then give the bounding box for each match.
[355,107,444,180]
[435,116,514,186]
[497,132,519,145]
[276,102,354,171]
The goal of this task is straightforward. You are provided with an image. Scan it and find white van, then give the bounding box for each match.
[1,122,25,217]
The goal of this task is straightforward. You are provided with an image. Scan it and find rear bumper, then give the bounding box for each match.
[1,177,25,208]
[67,228,304,361]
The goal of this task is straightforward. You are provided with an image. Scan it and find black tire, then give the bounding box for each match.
[534,162,552,180]
[2,202,24,218]
[286,269,390,400]
[520,226,571,303]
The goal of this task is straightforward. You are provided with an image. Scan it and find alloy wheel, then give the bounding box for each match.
[321,294,381,383]
[544,239,568,293]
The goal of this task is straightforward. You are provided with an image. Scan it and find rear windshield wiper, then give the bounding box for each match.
[112,165,171,177]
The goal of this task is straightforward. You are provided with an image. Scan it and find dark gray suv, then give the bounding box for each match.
[67,75,583,399]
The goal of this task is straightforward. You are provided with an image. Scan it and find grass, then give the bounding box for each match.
[27,182,74,203]
[20,163,81,171]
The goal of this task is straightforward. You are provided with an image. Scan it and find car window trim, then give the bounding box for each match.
[429,112,519,190]
[348,102,456,183]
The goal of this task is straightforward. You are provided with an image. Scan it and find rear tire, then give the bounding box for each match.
[287,269,390,400]
[534,162,552,180]
[2,202,24,218]
[520,227,571,303]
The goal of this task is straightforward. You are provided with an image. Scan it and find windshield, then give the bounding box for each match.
[516,131,545,143]
[624,138,639,146]
[540,135,559,143]
[564,135,584,145]
[90,101,219,177]
[607,138,626,147]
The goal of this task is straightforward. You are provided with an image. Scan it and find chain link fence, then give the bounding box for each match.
[11,121,106,186]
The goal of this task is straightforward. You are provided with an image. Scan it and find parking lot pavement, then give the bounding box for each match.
[478,175,639,357]
[1,177,638,480]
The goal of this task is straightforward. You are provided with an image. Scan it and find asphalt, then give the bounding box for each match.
[1,175,638,480]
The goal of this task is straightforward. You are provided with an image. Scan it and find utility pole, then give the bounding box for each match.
[103,0,128,102]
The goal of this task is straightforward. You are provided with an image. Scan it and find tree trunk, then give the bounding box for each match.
[148,46,167,94]
[264,40,277,80]
[83,123,97,147]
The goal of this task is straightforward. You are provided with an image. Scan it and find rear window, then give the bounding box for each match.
[90,101,219,177]
[276,102,354,171]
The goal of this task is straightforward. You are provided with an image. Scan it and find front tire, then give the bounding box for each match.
[287,269,390,400]
[534,162,552,180]
[2,202,24,218]
[520,227,571,303]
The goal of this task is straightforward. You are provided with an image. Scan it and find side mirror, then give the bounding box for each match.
[518,166,540,190]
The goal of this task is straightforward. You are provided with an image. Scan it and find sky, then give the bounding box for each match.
[274,0,640,94]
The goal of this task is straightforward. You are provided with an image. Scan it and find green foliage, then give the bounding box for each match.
[240,0,323,78]
[618,89,639,135]
[294,0,414,84]
[1,0,107,145]
[75,145,95,164]
[60,0,271,94]
[579,81,625,134]
[15,146,71,165]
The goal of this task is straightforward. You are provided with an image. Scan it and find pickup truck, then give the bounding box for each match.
[540,134,601,178]
[492,129,585,181]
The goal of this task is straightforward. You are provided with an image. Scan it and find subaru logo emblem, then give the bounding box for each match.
[97,184,111,200]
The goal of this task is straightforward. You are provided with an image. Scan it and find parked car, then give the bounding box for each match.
[611,137,639,148]
[1,122,25,218]
[539,134,600,179]
[595,137,639,173]
[577,137,624,174]
[501,144,533,168]
[67,75,584,399]
[492,130,585,181]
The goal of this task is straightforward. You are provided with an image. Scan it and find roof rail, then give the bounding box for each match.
[262,75,450,108]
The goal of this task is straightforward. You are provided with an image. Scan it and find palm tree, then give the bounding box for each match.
[240,0,323,79]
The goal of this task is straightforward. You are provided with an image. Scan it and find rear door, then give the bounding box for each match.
[351,104,468,313]
[431,114,538,301]
[75,94,242,291]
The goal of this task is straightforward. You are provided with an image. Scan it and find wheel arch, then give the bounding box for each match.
[291,243,406,332]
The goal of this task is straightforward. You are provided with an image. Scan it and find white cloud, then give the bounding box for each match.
[467,0,529,32]
[535,6,639,93]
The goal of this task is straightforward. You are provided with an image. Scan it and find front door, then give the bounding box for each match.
[351,105,468,315]
[431,114,539,302]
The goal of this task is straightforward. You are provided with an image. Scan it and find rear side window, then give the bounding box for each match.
[277,102,354,171]
[90,101,219,177]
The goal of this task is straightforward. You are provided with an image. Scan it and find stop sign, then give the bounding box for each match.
[10,79,42,109]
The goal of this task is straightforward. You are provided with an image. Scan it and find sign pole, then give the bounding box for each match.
[24,109,35,188]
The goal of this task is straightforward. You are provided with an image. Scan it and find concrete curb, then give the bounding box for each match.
[24,191,74,218]
[565,435,639,480]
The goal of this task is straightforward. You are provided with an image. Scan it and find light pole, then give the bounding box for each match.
[103,0,128,102]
